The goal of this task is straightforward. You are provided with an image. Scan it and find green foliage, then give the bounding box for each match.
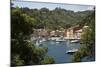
[41,56,55,64]
[11,54,24,66]
[73,10,95,62]
[11,8,54,66]
[11,8,36,39]
[20,7,93,30]
[72,47,91,62]
[81,27,92,46]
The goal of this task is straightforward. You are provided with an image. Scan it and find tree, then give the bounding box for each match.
[41,56,55,64]
[73,9,95,62]
[11,7,54,66]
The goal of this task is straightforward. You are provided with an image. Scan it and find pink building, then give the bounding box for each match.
[64,25,82,39]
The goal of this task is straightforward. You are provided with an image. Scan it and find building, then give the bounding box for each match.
[64,25,82,39]
[74,29,82,39]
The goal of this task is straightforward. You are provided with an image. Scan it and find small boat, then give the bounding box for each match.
[56,41,60,44]
[49,37,57,41]
[71,40,79,43]
[56,37,66,42]
[66,49,78,54]
[56,39,66,42]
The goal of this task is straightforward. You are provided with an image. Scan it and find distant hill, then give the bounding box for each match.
[13,7,94,30]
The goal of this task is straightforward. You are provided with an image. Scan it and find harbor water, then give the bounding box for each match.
[39,40,80,63]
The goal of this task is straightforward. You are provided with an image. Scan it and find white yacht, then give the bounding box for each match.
[66,49,78,54]
[71,40,79,43]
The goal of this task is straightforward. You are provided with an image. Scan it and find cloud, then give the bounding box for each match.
[87,6,94,10]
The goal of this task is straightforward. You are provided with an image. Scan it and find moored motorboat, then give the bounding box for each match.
[66,49,78,54]
[71,40,79,43]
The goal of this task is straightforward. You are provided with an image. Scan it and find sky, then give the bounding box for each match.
[11,1,94,12]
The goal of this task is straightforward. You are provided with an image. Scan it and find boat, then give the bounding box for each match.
[56,37,66,42]
[71,40,79,43]
[56,41,60,44]
[56,39,66,42]
[49,37,57,41]
[66,49,78,54]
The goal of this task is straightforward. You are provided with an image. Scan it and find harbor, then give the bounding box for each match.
[35,39,80,63]
[32,36,81,63]
[11,1,95,66]
[29,25,95,63]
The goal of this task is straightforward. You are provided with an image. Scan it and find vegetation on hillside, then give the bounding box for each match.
[19,7,93,30]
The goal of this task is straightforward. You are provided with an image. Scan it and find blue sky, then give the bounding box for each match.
[12,1,94,12]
